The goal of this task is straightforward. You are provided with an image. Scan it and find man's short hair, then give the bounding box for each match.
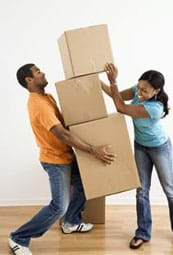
[16,63,35,89]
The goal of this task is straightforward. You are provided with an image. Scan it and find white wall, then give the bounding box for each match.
[1,0,173,206]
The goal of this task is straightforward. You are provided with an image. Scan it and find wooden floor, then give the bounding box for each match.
[0,205,173,255]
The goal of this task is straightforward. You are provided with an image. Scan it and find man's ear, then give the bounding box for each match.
[25,77,33,84]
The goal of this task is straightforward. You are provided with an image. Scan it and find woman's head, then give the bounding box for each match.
[137,70,169,117]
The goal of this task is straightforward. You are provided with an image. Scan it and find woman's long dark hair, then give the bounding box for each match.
[138,70,169,117]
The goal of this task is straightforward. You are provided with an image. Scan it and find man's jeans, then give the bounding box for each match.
[134,139,173,240]
[10,159,85,247]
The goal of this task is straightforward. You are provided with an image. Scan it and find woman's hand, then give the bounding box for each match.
[105,63,118,84]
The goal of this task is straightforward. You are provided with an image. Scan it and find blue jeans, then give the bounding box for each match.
[10,159,85,247]
[134,139,173,240]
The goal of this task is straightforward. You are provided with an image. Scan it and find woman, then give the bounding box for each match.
[101,63,173,249]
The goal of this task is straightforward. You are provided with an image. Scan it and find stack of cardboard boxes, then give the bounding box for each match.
[55,24,140,224]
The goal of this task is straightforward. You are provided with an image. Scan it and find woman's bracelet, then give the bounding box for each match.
[111,82,118,86]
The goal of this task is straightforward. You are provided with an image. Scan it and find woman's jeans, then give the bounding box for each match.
[10,159,85,247]
[134,139,173,240]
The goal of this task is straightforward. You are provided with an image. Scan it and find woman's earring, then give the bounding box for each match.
[155,94,157,100]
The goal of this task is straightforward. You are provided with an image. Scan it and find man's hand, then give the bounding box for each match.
[105,63,118,84]
[91,145,116,165]
[51,124,116,165]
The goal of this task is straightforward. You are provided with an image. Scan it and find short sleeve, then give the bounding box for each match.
[132,85,137,97]
[143,102,163,119]
[37,102,60,131]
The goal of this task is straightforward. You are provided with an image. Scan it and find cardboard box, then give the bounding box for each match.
[70,114,141,200]
[58,24,114,79]
[55,74,107,126]
[82,197,105,224]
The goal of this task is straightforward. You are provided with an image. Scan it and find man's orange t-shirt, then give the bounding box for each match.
[27,92,74,164]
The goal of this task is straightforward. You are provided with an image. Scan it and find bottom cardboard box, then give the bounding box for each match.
[70,113,141,200]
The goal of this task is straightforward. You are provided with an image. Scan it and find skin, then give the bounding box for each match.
[25,65,115,165]
[101,63,160,118]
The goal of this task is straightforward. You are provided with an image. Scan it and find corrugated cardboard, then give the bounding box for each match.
[58,24,114,79]
[55,74,107,126]
[70,114,141,200]
[82,197,105,224]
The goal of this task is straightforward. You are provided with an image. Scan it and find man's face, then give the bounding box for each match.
[30,65,48,88]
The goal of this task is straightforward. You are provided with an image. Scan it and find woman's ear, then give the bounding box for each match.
[155,88,160,95]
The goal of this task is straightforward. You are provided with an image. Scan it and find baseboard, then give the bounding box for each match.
[106,197,167,205]
[0,197,167,206]
[0,199,49,206]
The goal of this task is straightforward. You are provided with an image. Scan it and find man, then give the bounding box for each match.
[9,64,115,255]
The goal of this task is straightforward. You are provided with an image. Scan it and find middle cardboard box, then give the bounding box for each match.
[55,73,107,126]
[69,113,141,200]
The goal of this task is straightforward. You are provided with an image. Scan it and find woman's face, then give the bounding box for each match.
[137,80,160,102]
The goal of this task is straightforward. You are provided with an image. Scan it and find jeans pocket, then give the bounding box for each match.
[155,138,171,153]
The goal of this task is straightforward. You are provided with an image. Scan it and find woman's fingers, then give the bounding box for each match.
[111,63,116,71]
[105,63,114,73]
[109,64,115,73]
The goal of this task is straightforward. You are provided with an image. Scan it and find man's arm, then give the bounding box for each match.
[100,80,134,101]
[50,124,115,165]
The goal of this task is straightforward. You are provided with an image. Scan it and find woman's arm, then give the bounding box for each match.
[110,83,149,118]
[104,63,149,118]
[100,80,112,97]
[100,80,134,101]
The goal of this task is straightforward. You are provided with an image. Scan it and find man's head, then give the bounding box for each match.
[16,64,48,91]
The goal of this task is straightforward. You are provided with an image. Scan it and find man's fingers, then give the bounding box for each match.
[104,154,116,161]
[103,160,112,165]
[105,153,116,158]
[103,159,113,165]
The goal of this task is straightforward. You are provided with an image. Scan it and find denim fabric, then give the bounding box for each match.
[11,159,85,247]
[134,138,173,240]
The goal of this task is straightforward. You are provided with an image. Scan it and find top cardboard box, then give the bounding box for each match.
[58,24,114,79]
